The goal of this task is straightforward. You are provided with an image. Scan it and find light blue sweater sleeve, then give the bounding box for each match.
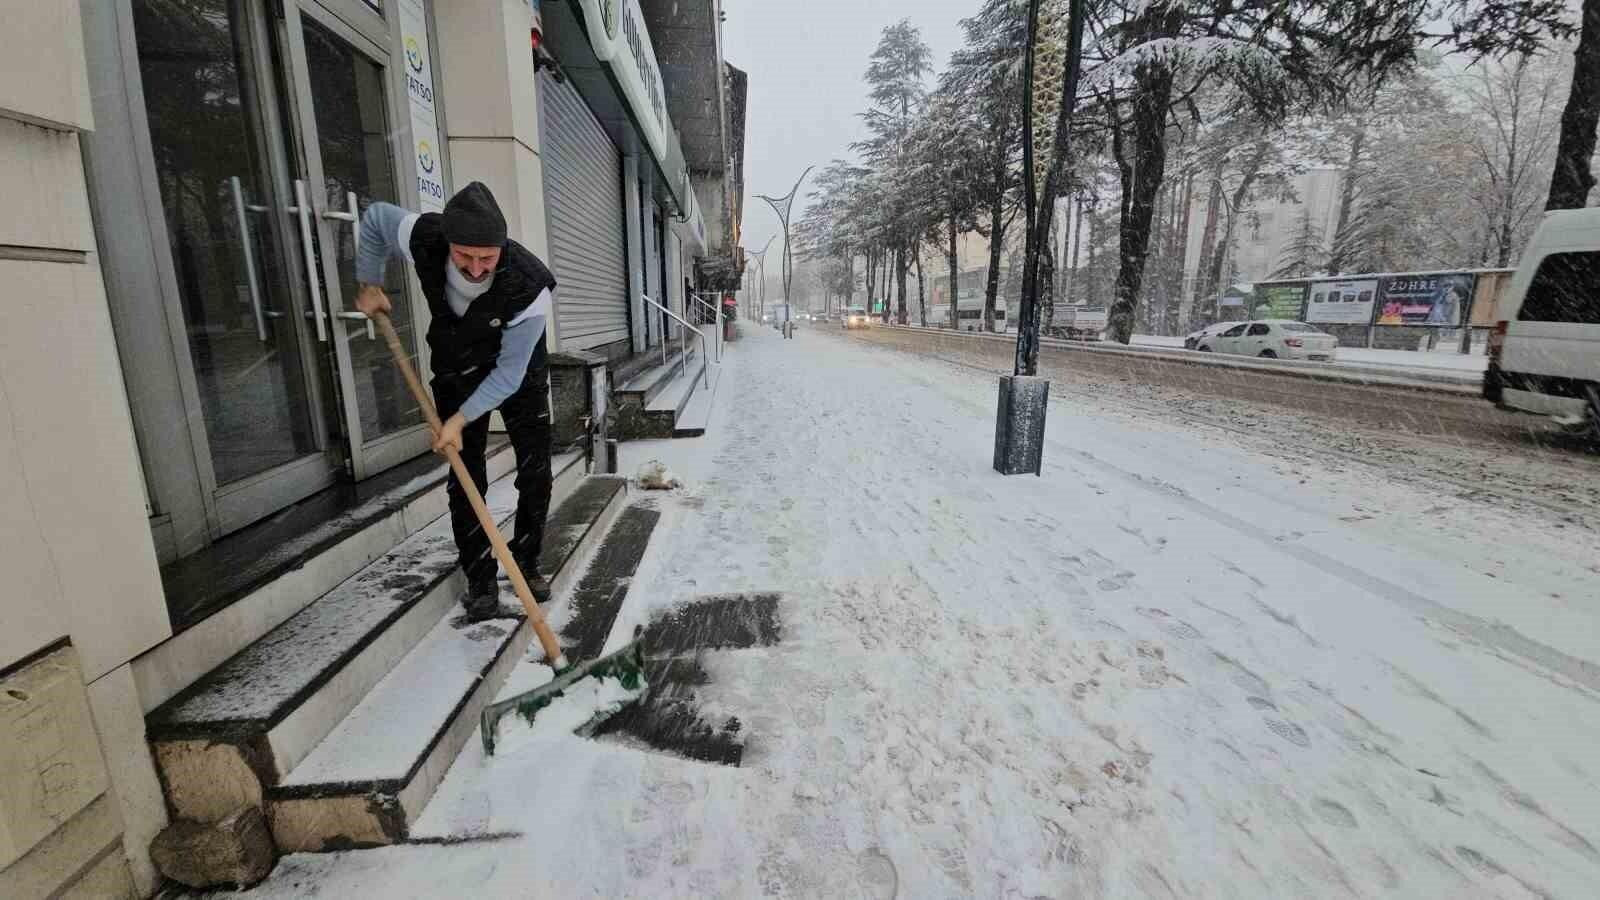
[458,288,552,422]
[356,201,415,285]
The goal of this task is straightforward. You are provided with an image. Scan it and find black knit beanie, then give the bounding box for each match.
[442,181,508,247]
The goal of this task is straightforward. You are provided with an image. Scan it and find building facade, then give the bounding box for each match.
[1,1,742,895]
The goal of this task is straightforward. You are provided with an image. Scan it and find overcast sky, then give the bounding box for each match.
[721,0,979,274]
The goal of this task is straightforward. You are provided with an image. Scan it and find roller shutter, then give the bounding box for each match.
[539,77,629,354]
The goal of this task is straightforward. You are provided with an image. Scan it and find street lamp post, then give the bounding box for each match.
[994,0,1087,476]
[743,236,774,322]
[757,166,813,339]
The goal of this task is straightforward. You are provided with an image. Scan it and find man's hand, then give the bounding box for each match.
[355,283,392,318]
[432,411,467,456]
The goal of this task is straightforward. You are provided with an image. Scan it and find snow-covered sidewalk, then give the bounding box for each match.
[240,325,1599,898]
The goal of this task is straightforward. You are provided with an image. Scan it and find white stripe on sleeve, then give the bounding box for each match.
[396,213,419,263]
[506,286,553,327]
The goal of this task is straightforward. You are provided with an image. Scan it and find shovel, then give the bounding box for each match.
[371,310,646,753]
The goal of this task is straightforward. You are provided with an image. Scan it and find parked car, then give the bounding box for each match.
[1484,208,1600,436]
[1196,320,1338,360]
[1183,321,1236,350]
[843,306,870,329]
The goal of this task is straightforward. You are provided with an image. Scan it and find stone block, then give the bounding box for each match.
[149,806,274,890]
[993,375,1049,476]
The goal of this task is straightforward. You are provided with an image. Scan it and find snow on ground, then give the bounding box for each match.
[1132,333,1487,374]
[238,325,1599,899]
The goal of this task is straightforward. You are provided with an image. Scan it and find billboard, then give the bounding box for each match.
[1252,282,1307,319]
[1306,278,1378,324]
[1376,273,1473,326]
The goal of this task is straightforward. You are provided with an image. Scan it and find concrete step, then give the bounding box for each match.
[269,615,527,851]
[404,503,663,843]
[270,495,653,852]
[671,358,722,438]
[645,357,705,416]
[615,355,707,440]
[145,473,626,829]
[134,446,584,716]
[615,346,697,407]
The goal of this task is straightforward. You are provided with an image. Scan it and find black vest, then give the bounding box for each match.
[408,213,556,377]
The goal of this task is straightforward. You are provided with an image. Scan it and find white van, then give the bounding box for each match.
[1484,209,1600,436]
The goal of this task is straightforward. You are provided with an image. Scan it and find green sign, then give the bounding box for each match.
[1253,283,1307,320]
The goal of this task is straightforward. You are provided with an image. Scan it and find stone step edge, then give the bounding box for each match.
[268,620,530,852]
[144,473,622,743]
[131,446,565,718]
[616,349,700,402]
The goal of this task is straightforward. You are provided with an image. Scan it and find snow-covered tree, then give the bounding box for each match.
[1455,49,1570,265]
[1271,208,1328,279]
[855,20,933,324]
[941,0,1028,333]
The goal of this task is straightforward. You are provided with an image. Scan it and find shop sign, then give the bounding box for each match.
[578,0,673,186]
[1306,278,1377,324]
[399,0,444,212]
[412,119,446,210]
[1376,273,1474,326]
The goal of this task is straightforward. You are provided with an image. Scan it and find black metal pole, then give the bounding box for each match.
[1013,0,1087,377]
[1014,0,1042,376]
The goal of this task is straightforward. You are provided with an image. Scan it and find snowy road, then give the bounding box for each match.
[246,325,1600,898]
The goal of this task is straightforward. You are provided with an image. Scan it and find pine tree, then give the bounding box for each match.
[1271,209,1327,279]
[856,20,932,325]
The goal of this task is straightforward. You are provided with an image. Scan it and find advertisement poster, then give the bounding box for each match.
[1306,278,1378,324]
[1252,283,1307,320]
[1376,273,1474,326]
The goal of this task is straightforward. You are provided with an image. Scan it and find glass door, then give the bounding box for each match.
[277,0,431,479]
[132,0,343,535]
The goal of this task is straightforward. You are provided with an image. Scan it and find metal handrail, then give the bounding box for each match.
[690,293,722,362]
[641,294,709,389]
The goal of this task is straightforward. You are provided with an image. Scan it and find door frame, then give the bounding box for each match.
[85,0,446,561]
[277,0,432,479]
[97,0,346,547]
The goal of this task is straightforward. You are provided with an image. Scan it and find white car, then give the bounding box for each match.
[842,306,870,329]
[1197,319,1338,360]
[1183,321,1236,350]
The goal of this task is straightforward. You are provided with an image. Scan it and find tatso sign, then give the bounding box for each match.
[400,0,445,212]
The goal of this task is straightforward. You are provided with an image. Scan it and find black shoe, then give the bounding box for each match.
[525,570,552,604]
[461,581,501,623]
[512,560,552,604]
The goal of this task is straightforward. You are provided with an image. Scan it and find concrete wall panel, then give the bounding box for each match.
[0,258,170,681]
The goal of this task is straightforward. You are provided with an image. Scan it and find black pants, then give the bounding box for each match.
[430,366,553,590]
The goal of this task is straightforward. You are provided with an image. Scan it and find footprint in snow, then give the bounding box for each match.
[1097,571,1135,591]
[1312,797,1358,828]
[855,848,898,899]
[1265,718,1312,747]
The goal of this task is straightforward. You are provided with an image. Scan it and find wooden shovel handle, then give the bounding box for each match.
[372,310,566,667]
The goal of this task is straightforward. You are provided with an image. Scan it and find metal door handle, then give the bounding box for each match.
[322,191,371,339]
[292,179,329,342]
[336,310,377,341]
[322,190,359,224]
[229,176,269,342]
